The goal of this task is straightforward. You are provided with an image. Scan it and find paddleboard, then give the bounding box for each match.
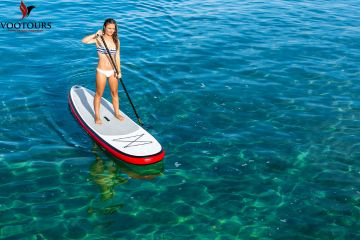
[68,85,165,165]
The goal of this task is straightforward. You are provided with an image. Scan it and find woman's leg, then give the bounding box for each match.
[108,75,124,121]
[94,70,107,124]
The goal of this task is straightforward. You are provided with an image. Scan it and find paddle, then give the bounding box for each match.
[98,34,143,126]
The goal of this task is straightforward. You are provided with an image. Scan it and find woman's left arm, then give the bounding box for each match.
[116,40,121,78]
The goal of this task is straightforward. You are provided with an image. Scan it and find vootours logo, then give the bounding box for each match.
[0,1,52,32]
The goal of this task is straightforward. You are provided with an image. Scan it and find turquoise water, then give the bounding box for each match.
[1,0,360,239]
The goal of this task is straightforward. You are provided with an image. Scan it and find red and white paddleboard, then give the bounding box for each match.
[68,85,165,165]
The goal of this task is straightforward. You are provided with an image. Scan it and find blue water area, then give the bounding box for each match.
[0,0,359,239]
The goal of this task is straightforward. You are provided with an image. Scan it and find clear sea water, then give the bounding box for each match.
[0,0,359,239]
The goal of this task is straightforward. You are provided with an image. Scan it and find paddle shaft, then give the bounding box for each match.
[98,35,143,126]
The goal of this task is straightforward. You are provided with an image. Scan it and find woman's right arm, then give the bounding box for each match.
[82,30,102,44]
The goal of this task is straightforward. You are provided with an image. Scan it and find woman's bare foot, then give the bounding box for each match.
[115,114,125,121]
[95,118,102,124]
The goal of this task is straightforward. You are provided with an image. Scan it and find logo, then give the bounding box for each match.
[0,1,52,32]
[20,1,35,19]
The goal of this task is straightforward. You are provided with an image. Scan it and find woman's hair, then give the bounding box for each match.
[102,18,119,50]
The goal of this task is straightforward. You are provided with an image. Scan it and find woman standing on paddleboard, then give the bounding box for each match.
[82,18,125,124]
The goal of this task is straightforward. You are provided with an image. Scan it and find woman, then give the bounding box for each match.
[82,18,124,124]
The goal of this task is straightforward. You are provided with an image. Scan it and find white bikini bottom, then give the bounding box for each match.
[97,68,114,77]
